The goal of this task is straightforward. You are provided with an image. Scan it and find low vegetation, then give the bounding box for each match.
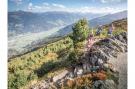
[62,71,107,89]
[8,18,127,89]
[8,36,73,89]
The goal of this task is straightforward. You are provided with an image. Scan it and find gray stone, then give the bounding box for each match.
[53,70,69,82]
[92,80,117,89]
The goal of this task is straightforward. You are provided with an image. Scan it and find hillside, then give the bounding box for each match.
[8,11,127,59]
[8,18,127,89]
[8,11,104,58]
[57,11,127,36]
[89,10,127,27]
[30,32,127,89]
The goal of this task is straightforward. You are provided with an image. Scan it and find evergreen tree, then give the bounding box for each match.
[72,18,89,44]
[71,18,89,62]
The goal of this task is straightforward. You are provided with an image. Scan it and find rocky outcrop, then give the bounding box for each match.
[92,79,118,89]
[30,32,127,89]
[84,32,127,63]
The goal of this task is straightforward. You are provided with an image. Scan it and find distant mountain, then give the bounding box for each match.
[8,10,102,36]
[89,10,127,27]
[8,15,127,58]
[56,10,127,36]
[8,10,127,58]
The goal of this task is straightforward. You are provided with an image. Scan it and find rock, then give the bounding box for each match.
[77,68,83,76]
[83,63,91,73]
[67,72,74,79]
[111,50,118,58]
[103,63,109,69]
[118,35,124,42]
[83,63,87,72]
[30,85,39,89]
[111,67,117,72]
[30,31,127,89]
[92,80,104,89]
[114,32,127,45]
[98,59,104,68]
[30,80,51,89]
[91,66,100,72]
[39,80,50,89]
[91,56,98,65]
[53,70,69,82]
[74,66,84,77]
[92,80,117,89]
[104,80,117,89]
[98,59,104,65]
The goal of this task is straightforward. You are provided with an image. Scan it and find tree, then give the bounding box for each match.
[72,18,89,42]
[71,18,89,61]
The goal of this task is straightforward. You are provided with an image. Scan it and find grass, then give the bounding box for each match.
[8,28,126,89]
[8,18,127,89]
[8,36,73,89]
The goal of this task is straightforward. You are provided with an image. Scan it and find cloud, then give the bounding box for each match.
[29,3,32,6]
[26,2,126,14]
[100,0,127,3]
[28,3,33,10]
[10,0,23,5]
[52,3,66,8]
[27,2,66,11]
[43,2,49,6]
[34,6,42,9]
[100,0,108,3]
[64,6,125,14]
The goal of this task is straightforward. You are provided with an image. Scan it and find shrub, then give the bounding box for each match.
[14,71,28,88]
[8,71,28,89]
[8,36,75,88]
[68,51,78,63]
[66,80,75,88]
[8,74,16,89]
[75,77,84,86]
[95,72,107,80]
[28,72,38,80]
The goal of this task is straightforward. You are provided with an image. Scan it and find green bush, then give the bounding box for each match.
[28,72,38,80]
[8,74,16,89]
[72,18,89,43]
[68,51,78,63]
[8,71,28,89]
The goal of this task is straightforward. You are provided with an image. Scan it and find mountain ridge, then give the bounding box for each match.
[56,10,127,36]
[8,11,103,35]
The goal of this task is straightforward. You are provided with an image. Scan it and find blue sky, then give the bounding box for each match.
[8,0,127,13]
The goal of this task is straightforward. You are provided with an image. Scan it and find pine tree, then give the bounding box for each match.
[71,18,89,62]
[72,18,89,44]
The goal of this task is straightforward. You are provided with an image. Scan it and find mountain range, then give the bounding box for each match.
[56,10,127,36]
[8,10,127,58]
[8,11,103,37]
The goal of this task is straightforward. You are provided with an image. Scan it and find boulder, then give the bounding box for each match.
[53,70,69,82]
[92,79,117,89]
[67,72,74,79]
[83,63,91,73]
[77,68,83,76]
[103,63,109,69]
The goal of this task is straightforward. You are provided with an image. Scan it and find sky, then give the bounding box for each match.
[8,0,127,14]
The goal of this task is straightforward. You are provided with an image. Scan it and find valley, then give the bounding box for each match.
[8,11,127,58]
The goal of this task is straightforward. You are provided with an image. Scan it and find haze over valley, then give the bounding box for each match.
[8,10,127,58]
